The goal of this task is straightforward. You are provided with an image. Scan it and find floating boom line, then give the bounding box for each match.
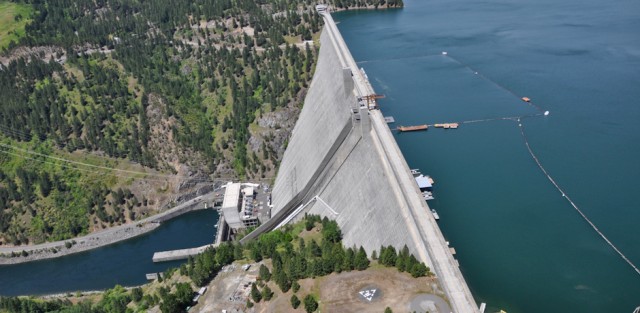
[356,52,445,65]
[391,113,545,131]
[381,49,639,277]
[443,53,545,113]
[518,121,640,276]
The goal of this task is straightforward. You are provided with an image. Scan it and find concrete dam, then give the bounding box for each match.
[242,8,479,313]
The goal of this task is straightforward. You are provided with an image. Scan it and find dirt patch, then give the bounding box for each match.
[247,266,443,313]
[192,261,264,313]
[317,267,439,313]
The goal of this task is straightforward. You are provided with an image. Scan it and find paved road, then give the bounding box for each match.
[0,192,218,264]
[409,294,453,313]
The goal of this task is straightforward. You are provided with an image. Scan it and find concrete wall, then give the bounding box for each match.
[271,21,430,269]
[270,29,355,215]
[250,12,479,313]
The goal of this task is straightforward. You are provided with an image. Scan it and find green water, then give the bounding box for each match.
[336,0,640,312]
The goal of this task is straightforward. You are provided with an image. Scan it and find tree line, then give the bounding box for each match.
[0,213,428,313]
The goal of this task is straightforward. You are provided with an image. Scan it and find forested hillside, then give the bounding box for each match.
[0,0,401,245]
[0,214,428,313]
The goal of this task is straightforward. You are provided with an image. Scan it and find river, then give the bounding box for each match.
[335,0,640,312]
[0,209,219,296]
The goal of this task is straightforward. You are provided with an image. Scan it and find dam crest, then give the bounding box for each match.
[242,8,479,313]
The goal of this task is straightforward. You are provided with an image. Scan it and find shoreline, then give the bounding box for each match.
[0,191,218,265]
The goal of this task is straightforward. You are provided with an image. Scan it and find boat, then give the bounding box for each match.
[410,168,421,176]
[422,190,434,200]
[521,97,531,102]
[431,209,440,220]
[398,124,428,132]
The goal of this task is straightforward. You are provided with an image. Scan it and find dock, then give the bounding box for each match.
[152,215,229,263]
[434,123,459,129]
[398,124,428,132]
[145,272,164,280]
[152,244,213,262]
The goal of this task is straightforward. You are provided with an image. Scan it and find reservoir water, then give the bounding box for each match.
[0,209,219,296]
[336,0,640,312]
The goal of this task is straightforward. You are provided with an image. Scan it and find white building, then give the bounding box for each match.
[221,182,260,231]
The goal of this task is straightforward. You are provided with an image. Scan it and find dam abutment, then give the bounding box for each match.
[243,9,479,313]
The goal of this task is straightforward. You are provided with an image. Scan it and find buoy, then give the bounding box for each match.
[544,111,550,116]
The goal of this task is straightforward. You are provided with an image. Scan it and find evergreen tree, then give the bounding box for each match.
[259,264,271,281]
[251,283,262,303]
[261,285,273,301]
[131,287,143,303]
[396,245,410,272]
[303,294,319,313]
[380,246,397,267]
[305,217,314,231]
[321,219,341,243]
[291,294,301,309]
[355,246,370,270]
[343,247,355,271]
[309,239,322,257]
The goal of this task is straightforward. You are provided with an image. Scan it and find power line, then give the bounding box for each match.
[0,124,272,184]
[0,143,255,185]
[0,146,208,184]
[0,142,199,180]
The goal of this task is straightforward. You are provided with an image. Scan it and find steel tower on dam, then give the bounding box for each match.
[242,6,479,312]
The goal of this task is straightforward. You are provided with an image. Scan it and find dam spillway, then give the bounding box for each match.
[242,9,479,313]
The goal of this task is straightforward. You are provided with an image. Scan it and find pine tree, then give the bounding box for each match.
[251,283,262,303]
[303,294,318,313]
[259,264,271,281]
[291,294,301,309]
[355,246,370,270]
[343,247,355,271]
[261,285,273,301]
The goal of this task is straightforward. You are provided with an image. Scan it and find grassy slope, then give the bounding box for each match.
[0,1,32,50]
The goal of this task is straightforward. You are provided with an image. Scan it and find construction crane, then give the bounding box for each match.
[359,94,385,110]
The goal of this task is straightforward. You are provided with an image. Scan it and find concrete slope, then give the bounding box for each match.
[269,28,355,214]
[243,11,479,313]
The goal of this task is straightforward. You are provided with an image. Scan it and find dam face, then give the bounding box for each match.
[243,11,479,313]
